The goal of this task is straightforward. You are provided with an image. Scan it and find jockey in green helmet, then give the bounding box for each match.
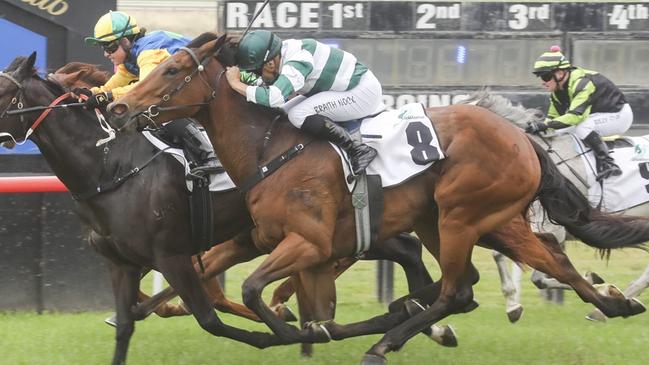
[527,46,632,181]
[225,30,383,176]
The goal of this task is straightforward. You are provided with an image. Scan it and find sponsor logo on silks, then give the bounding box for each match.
[398,109,419,120]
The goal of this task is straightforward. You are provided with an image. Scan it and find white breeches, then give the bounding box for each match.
[560,103,633,139]
[282,70,385,128]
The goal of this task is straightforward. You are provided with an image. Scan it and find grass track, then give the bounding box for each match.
[1,243,649,365]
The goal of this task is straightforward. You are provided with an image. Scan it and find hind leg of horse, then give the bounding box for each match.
[241,232,334,343]
[493,250,524,323]
[155,253,283,348]
[587,262,649,321]
[132,237,261,321]
[490,217,644,319]
[107,261,141,365]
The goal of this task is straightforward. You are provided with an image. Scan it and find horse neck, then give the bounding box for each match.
[203,88,299,185]
[543,134,589,192]
[29,106,113,194]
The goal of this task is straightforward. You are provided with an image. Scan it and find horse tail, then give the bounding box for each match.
[531,137,649,254]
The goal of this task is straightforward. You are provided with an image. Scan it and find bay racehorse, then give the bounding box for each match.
[0,54,458,362]
[469,91,649,322]
[107,33,649,364]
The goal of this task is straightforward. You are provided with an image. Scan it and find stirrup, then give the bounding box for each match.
[350,146,377,175]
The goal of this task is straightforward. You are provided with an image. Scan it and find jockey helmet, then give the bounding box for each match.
[532,46,573,75]
[236,30,282,71]
[85,11,141,45]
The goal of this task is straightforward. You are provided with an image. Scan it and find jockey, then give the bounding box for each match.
[527,46,633,181]
[225,30,383,175]
[82,10,218,172]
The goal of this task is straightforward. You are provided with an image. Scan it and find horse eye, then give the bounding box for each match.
[165,67,179,76]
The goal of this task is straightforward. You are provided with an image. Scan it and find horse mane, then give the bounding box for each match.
[461,90,544,127]
[55,62,110,86]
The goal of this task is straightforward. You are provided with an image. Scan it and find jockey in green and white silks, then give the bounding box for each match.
[225,30,382,175]
[527,46,633,181]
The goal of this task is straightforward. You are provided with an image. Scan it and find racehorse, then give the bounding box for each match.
[0,54,457,362]
[107,33,649,364]
[468,91,649,322]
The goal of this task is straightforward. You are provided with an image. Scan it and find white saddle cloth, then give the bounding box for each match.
[573,134,649,212]
[334,103,445,192]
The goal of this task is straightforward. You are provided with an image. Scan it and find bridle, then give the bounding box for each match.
[0,71,26,124]
[0,71,115,146]
[128,45,225,129]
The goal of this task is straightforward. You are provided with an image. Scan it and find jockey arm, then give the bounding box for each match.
[90,49,170,99]
[550,77,595,127]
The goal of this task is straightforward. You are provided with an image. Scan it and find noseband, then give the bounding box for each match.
[0,72,26,122]
[133,46,224,129]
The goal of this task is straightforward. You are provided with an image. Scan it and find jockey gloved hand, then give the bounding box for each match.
[524,121,549,134]
[71,87,93,101]
[84,91,114,109]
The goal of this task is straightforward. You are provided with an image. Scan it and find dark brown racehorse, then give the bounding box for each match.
[108,34,649,364]
[0,54,449,362]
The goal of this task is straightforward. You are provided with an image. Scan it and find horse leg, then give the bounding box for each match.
[488,217,645,319]
[155,253,282,348]
[492,250,523,323]
[360,219,480,364]
[106,261,140,365]
[364,233,434,292]
[293,264,337,357]
[587,262,649,321]
[132,238,261,321]
[241,232,333,343]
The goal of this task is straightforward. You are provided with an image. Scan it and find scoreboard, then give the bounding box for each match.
[223,1,649,125]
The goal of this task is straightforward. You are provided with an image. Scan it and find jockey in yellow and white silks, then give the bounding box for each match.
[225,30,383,176]
[526,46,633,181]
[81,10,218,172]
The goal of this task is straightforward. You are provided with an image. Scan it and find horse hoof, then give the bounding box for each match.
[595,284,624,298]
[627,298,646,317]
[276,304,298,322]
[585,309,607,322]
[585,271,605,285]
[428,325,458,347]
[361,353,387,365]
[507,305,524,323]
[104,314,117,328]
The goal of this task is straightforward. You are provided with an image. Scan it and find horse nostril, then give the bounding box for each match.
[109,102,129,116]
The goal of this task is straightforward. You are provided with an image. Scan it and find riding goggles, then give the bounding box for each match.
[102,40,120,54]
[538,72,554,82]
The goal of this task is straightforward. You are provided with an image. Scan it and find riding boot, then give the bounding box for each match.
[301,114,377,175]
[165,119,219,175]
[582,131,622,181]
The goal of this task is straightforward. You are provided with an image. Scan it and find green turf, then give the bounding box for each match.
[1,243,649,365]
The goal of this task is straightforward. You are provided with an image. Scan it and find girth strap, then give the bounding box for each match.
[239,142,310,192]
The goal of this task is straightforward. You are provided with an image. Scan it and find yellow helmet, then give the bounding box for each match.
[84,11,141,45]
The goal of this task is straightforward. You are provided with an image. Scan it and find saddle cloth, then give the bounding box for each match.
[142,130,236,192]
[334,103,445,192]
[572,134,649,212]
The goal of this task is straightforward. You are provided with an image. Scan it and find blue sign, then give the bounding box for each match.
[0,18,47,155]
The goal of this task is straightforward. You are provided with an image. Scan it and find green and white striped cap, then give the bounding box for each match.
[533,46,572,74]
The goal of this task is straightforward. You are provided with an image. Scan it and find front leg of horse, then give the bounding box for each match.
[156,254,284,348]
[242,232,332,344]
[107,262,141,365]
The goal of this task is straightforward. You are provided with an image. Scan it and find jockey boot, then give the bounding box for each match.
[583,131,622,181]
[165,119,219,176]
[301,114,377,175]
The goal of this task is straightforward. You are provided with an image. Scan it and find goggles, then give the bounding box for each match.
[102,40,120,54]
[538,72,554,82]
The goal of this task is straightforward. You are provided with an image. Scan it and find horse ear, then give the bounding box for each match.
[212,34,228,53]
[15,51,37,81]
